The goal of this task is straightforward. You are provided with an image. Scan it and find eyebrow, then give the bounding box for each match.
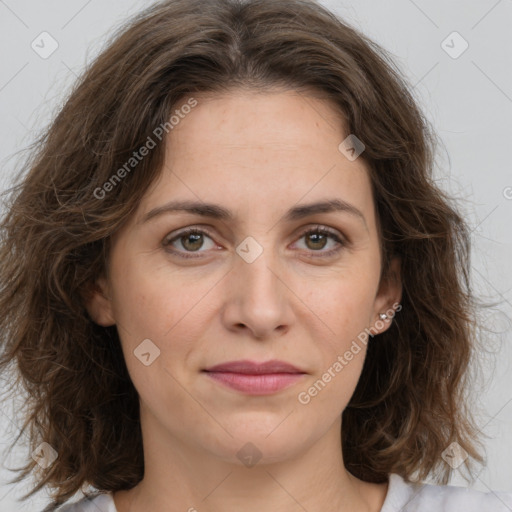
[140,198,367,227]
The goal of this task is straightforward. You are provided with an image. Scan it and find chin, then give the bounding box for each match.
[205,424,312,466]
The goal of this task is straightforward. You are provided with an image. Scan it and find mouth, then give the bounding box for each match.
[202,359,307,395]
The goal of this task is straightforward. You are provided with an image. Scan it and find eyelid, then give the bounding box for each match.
[293,224,346,257]
[162,226,219,256]
[296,223,345,241]
[162,223,347,259]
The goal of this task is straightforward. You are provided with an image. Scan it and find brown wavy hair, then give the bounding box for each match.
[0,0,488,508]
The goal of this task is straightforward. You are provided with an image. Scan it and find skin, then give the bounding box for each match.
[86,89,402,512]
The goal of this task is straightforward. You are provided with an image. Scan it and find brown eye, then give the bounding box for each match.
[180,232,204,252]
[304,231,329,250]
[293,226,345,257]
[163,228,217,258]
[163,225,345,260]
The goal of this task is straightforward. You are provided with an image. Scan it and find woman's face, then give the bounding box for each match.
[87,89,401,464]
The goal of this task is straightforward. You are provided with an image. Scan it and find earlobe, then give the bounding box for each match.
[373,256,402,334]
[82,276,116,327]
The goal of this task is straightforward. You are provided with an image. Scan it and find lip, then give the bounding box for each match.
[202,359,306,395]
[203,359,305,374]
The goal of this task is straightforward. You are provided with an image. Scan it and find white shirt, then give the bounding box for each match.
[58,473,512,511]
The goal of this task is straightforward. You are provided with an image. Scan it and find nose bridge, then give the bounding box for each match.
[225,234,292,336]
[235,237,282,303]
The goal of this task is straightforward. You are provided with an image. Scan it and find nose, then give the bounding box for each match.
[220,245,294,340]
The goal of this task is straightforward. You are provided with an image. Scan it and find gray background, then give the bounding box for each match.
[0,0,511,510]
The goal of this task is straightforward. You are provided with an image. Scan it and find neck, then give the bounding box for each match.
[113,412,387,512]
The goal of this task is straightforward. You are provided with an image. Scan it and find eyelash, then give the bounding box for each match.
[162,225,346,260]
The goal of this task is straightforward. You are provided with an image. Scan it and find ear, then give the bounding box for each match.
[371,255,402,335]
[82,275,116,327]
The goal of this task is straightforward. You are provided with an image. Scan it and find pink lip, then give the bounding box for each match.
[204,359,305,374]
[203,359,306,395]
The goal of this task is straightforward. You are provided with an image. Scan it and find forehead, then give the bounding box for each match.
[136,89,375,227]
[171,88,346,152]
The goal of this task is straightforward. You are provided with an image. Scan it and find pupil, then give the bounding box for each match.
[179,232,327,252]
[183,233,202,251]
[307,232,327,250]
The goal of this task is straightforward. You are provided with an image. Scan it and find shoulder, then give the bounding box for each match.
[57,493,116,512]
[381,473,512,512]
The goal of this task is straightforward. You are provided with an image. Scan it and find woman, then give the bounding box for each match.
[0,0,510,511]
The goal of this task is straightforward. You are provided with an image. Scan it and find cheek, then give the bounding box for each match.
[296,268,378,342]
[319,286,372,381]
[108,257,210,381]
[295,279,372,413]
[299,352,366,413]
[109,251,184,339]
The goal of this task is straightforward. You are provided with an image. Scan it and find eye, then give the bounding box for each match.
[163,227,218,258]
[162,225,345,259]
[292,225,345,257]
